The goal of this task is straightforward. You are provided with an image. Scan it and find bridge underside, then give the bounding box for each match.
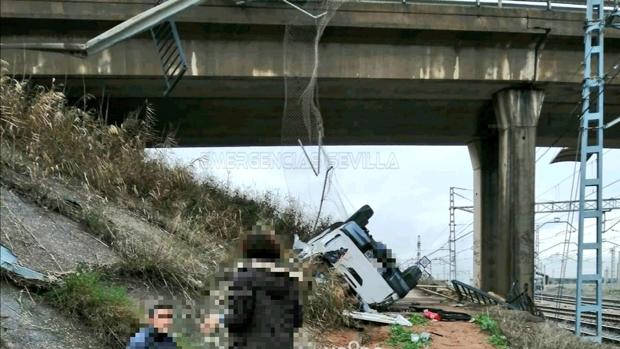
[2,13,617,148]
[28,77,620,148]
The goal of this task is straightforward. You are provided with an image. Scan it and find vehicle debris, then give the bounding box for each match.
[295,205,422,323]
[405,306,472,322]
[343,311,412,326]
[452,280,504,306]
[1,244,47,282]
[452,279,541,315]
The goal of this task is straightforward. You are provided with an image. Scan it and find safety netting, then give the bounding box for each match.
[280,0,353,229]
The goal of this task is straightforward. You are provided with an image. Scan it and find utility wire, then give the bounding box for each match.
[536,57,620,163]
[535,149,610,201]
[555,130,582,311]
[455,221,474,236]
[455,230,473,242]
[534,154,610,226]
[605,219,620,233]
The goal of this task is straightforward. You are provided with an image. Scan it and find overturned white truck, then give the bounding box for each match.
[294,205,422,308]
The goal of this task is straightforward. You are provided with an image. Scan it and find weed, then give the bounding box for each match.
[46,269,139,347]
[384,313,427,348]
[408,313,428,326]
[473,313,508,349]
[386,324,429,349]
[388,325,411,344]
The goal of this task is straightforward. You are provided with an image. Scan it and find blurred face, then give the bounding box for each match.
[150,308,173,333]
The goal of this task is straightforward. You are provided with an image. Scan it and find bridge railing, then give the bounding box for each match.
[277,0,618,13]
[400,0,617,11]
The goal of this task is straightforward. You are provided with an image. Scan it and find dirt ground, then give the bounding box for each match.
[320,288,495,349]
[0,186,119,274]
[0,279,107,349]
[322,319,495,349]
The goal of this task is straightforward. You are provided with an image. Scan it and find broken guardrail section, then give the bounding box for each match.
[452,279,541,315]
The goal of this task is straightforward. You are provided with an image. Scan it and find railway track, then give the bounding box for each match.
[535,293,620,311]
[536,299,620,343]
[537,305,620,323]
[552,322,620,343]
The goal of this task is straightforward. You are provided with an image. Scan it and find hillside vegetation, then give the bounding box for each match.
[0,61,351,347]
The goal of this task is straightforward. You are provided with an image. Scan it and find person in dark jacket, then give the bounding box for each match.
[127,304,178,349]
[201,226,305,348]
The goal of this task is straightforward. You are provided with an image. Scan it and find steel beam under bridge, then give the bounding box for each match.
[454,198,620,214]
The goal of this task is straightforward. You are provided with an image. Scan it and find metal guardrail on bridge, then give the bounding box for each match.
[261,0,619,12]
[345,0,618,13]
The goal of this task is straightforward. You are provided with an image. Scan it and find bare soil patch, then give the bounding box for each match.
[321,320,494,349]
[1,187,119,274]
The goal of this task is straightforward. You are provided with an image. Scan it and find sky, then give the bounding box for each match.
[150,145,620,283]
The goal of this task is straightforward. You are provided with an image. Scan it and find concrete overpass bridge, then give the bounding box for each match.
[1,0,619,297]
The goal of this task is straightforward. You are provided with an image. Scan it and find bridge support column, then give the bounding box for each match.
[469,89,544,298]
[495,89,544,298]
[467,137,500,293]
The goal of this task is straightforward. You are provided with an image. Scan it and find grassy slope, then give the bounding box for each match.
[0,62,350,347]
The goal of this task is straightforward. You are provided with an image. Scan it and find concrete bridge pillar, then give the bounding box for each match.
[467,137,499,293]
[469,89,544,297]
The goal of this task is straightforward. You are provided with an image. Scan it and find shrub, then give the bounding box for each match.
[46,270,140,347]
[473,313,509,349]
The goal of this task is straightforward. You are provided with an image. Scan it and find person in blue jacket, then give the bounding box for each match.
[127,304,178,349]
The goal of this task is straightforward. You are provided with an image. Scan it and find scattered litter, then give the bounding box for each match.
[423,309,441,321]
[410,331,431,343]
[405,306,472,322]
[295,205,422,314]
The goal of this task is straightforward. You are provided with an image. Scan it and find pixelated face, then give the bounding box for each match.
[150,308,173,333]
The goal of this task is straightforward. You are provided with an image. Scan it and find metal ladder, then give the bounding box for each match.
[576,0,606,341]
[150,2,187,97]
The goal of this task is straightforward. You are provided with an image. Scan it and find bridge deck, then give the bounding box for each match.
[1,0,619,147]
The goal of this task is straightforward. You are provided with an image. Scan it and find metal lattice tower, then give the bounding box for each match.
[535,224,541,273]
[617,251,620,286]
[448,187,457,281]
[453,198,619,215]
[575,0,606,340]
[611,247,616,284]
[417,235,422,262]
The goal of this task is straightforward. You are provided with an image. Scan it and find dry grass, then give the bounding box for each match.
[45,269,140,347]
[0,69,306,241]
[0,61,317,289]
[0,61,348,336]
[487,307,617,349]
[305,269,356,331]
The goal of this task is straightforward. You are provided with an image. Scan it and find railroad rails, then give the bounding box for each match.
[535,294,620,343]
[415,286,620,342]
[536,293,620,312]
